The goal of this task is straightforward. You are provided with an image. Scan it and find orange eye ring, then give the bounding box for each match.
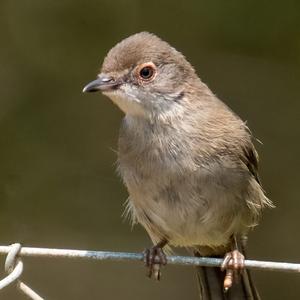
[137,62,157,82]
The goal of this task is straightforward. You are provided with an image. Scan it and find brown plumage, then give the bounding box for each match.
[83,32,273,299]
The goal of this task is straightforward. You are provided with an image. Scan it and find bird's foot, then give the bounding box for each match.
[143,245,167,280]
[221,249,245,291]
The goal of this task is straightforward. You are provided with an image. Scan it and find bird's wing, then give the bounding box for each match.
[241,143,261,184]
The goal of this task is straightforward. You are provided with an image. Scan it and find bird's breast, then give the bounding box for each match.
[117,116,252,248]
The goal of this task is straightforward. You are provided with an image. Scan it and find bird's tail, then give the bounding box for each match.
[195,252,260,300]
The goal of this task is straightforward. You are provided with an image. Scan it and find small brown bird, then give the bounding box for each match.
[83,32,273,299]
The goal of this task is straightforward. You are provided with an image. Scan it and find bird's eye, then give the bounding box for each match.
[140,67,153,79]
[137,63,156,81]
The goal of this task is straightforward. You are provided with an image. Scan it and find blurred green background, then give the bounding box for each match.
[0,0,299,299]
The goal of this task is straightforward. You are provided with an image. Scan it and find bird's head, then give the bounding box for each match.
[83,32,199,118]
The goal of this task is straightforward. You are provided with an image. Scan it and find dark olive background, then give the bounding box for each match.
[0,0,299,299]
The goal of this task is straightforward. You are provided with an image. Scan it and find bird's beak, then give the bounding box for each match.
[82,75,118,93]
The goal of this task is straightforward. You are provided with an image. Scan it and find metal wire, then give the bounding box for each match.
[0,260,23,290]
[0,245,299,272]
[0,243,299,299]
[0,244,44,300]
[17,282,44,300]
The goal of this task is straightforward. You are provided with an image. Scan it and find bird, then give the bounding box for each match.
[83,32,273,299]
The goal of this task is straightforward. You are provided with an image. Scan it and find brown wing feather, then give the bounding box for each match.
[242,144,261,184]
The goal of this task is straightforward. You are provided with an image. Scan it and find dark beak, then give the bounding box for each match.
[82,75,118,93]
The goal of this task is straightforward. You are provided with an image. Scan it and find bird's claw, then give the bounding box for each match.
[221,249,245,291]
[143,246,167,280]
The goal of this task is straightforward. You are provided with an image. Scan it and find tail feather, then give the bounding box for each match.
[195,259,260,300]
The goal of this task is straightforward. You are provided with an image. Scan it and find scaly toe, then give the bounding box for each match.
[143,246,167,280]
[221,250,245,289]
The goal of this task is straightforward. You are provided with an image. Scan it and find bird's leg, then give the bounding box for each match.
[221,235,245,291]
[143,239,168,280]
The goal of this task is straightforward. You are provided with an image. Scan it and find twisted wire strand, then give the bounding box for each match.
[0,244,44,300]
